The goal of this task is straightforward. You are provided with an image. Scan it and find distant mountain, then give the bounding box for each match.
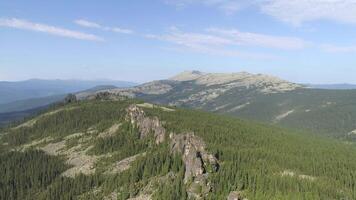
[0,94,66,114]
[0,85,123,126]
[307,83,356,90]
[80,71,356,137]
[0,79,136,104]
[0,106,48,127]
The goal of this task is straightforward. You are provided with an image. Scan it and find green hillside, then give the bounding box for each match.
[1,97,356,199]
[135,80,356,137]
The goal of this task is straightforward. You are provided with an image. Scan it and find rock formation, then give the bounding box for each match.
[227,191,244,200]
[126,105,166,144]
[170,132,219,199]
[126,104,219,198]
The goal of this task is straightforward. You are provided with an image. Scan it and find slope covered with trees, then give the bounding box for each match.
[1,97,356,199]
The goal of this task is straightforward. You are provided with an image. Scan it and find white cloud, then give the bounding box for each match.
[110,27,134,34]
[166,0,356,25]
[0,18,104,41]
[165,0,250,14]
[321,44,356,53]
[148,27,307,50]
[145,27,306,58]
[260,0,356,26]
[74,19,134,34]
[74,19,101,28]
[152,31,232,47]
[207,28,308,50]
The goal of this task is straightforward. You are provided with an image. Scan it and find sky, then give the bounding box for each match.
[1,0,356,84]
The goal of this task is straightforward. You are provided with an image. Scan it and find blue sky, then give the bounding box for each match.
[1,0,356,83]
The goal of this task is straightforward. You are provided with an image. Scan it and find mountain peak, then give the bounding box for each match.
[169,70,206,81]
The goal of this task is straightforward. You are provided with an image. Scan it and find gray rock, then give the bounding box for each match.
[227,191,245,200]
[170,132,219,199]
[126,105,166,144]
[227,191,240,200]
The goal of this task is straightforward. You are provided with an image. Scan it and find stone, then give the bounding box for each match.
[126,105,166,144]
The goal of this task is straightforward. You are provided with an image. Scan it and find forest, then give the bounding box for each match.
[1,98,356,199]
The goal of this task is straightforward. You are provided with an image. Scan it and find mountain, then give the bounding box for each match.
[0,106,48,127]
[0,79,136,104]
[307,83,356,90]
[80,71,356,137]
[1,96,356,199]
[0,85,122,127]
[0,94,66,114]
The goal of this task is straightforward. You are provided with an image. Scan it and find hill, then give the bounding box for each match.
[307,83,356,90]
[84,71,356,137]
[0,79,136,104]
[1,95,356,199]
[0,94,66,114]
[0,85,121,127]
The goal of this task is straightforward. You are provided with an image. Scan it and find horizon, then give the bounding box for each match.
[2,70,356,85]
[1,1,356,84]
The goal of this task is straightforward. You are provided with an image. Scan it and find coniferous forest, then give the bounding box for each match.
[1,98,356,199]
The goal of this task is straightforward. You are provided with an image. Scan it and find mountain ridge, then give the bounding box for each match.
[77,71,356,138]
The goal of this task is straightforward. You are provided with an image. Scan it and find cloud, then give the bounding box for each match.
[207,28,308,50]
[146,31,232,48]
[74,19,101,28]
[260,0,356,26]
[321,44,356,53]
[74,19,134,34]
[145,27,306,58]
[166,0,356,25]
[111,27,133,34]
[0,18,104,41]
[147,27,307,50]
[165,0,250,14]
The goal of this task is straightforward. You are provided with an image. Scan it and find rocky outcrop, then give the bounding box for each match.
[127,195,151,200]
[84,92,129,101]
[106,152,146,174]
[126,104,219,199]
[170,132,219,199]
[98,123,121,138]
[227,191,244,200]
[126,105,166,144]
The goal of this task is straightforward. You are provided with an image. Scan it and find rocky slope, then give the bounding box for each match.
[80,71,301,101]
[78,71,356,137]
